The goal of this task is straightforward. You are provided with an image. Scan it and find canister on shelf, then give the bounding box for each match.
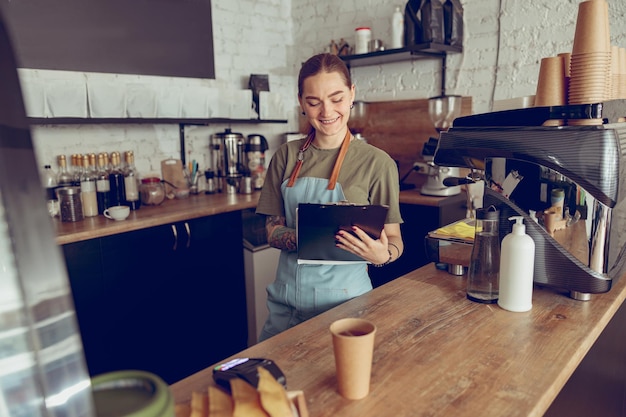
[139,177,165,206]
[57,186,84,222]
[354,27,371,54]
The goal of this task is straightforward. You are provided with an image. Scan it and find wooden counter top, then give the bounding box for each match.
[55,188,446,245]
[55,192,260,245]
[399,188,461,207]
[171,263,626,417]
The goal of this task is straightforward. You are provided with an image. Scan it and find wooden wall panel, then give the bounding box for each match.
[363,97,472,187]
[298,97,472,188]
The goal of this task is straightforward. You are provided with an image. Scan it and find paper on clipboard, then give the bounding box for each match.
[296,203,389,265]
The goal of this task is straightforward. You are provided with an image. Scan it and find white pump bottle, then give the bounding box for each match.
[498,216,535,312]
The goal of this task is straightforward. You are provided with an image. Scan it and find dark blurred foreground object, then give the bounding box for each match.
[0,7,97,417]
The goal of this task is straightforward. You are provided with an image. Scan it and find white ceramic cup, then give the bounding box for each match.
[103,205,130,221]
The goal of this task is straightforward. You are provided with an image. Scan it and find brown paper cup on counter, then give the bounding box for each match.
[330,318,376,400]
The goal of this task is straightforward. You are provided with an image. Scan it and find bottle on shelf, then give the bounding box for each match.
[391,6,404,49]
[96,153,112,214]
[88,153,98,177]
[70,154,82,186]
[56,155,74,188]
[79,154,99,217]
[123,151,141,210]
[108,151,127,207]
[41,164,59,217]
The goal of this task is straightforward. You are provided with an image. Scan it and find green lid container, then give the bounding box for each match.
[91,370,174,417]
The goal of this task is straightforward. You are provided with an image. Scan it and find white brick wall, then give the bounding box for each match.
[23,0,626,173]
[291,0,626,112]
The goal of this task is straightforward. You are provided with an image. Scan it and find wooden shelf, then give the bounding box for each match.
[28,117,288,126]
[340,43,462,68]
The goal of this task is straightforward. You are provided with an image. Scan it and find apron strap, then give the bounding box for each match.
[287,129,352,189]
[287,132,315,187]
[327,129,352,190]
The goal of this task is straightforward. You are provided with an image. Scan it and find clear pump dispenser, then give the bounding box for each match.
[467,206,500,303]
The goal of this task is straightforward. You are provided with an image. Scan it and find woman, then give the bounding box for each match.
[256,53,404,341]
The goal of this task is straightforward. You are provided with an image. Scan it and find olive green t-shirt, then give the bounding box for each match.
[257,138,403,225]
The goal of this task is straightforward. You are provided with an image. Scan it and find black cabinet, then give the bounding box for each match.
[63,211,247,384]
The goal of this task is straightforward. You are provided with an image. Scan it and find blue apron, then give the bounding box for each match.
[258,170,373,341]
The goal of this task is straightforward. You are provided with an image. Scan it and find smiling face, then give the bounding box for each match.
[299,71,355,141]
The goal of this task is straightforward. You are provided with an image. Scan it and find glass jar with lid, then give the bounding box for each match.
[140,177,165,206]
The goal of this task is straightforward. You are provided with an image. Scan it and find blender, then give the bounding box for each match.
[419,95,463,196]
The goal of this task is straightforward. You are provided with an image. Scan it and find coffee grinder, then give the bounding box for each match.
[419,95,463,196]
[349,101,368,141]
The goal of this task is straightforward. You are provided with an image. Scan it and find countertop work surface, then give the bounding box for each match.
[170,263,626,417]
[399,188,462,206]
[55,188,445,245]
[54,192,261,245]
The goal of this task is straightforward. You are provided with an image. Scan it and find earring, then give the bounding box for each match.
[350,103,354,109]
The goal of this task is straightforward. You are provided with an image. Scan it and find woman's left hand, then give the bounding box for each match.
[336,226,390,265]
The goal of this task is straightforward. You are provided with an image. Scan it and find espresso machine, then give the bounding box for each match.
[431,100,626,300]
[419,137,462,196]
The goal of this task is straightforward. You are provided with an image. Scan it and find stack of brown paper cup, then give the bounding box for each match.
[330,318,376,400]
[534,56,567,126]
[558,52,572,99]
[610,45,620,99]
[568,0,611,125]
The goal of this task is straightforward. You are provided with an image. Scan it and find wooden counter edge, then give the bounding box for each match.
[169,263,626,417]
[55,192,260,245]
[56,189,447,245]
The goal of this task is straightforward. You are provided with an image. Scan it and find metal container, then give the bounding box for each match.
[57,186,84,222]
[211,129,246,192]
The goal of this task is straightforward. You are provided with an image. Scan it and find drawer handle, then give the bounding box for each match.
[171,224,178,251]
[184,222,191,248]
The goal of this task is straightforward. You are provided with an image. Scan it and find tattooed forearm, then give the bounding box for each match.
[266,215,297,252]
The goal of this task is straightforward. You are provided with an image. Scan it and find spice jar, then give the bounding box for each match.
[140,177,165,206]
[354,27,371,54]
[57,186,84,222]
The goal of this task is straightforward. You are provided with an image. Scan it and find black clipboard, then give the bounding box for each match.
[296,203,389,264]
